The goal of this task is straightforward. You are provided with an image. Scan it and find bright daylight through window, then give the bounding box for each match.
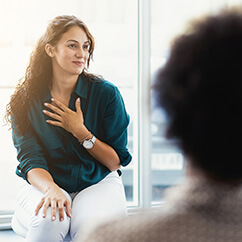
[0,0,239,217]
[0,0,138,212]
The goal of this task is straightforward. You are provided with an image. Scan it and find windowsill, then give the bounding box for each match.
[0,211,13,230]
[0,204,164,230]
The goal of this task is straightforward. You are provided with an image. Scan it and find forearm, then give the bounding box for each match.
[74,128,121,171]
[87,138,121,171]
[43,99,123,171]
[27,168,72,220]
[27,168,58,194]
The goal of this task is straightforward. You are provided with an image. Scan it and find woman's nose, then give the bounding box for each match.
[75,48,84,58]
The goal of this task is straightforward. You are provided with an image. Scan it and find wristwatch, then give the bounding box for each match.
[82,135,96,149]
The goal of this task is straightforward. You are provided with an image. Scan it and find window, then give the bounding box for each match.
[0,0,240,216]
[0,0,139,212]
[150,0,241,204]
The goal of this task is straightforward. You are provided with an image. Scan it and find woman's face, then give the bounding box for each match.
[49,26,90,78]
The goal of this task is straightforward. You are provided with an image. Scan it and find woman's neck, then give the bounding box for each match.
[50,73,79,107]
[51,73,79,96]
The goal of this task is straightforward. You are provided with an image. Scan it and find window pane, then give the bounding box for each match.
[0,0,138,211]
[87,0,139,206]
[150,0,228,203]
[0,88,23,211]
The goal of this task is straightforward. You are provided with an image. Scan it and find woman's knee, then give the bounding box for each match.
[69,180,127,240]
[27,209,70,241]
[33,213,69,229]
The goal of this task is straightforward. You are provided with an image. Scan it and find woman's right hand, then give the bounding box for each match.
[34,183,72,221]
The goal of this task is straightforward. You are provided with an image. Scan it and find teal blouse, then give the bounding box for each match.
[13,74,132,193]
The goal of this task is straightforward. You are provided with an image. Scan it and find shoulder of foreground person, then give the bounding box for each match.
[80,205,242,242]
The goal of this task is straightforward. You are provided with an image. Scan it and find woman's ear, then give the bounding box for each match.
[45,43,55,57]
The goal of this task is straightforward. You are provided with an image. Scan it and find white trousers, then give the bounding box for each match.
[12,171,127,242]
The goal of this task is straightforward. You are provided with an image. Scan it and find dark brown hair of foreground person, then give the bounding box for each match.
[5,15,95,135]
[154,8,242,182]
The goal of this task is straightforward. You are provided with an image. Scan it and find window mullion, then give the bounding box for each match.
[138,0,152,209]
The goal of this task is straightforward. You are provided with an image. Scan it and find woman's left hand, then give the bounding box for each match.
[43,98,89,138]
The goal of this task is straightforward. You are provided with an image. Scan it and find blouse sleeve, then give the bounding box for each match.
[12,126,49,181]
[102,86,132,167]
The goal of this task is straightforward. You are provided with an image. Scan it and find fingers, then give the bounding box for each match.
[35,197,51,219]
[46,120,63,128]
[43,110,62,121]
[75,97,81,112]
[58,201,65,221]
[65,200,72,218]
[51,98,68,112]
[51,200,57,221]
[35,198,71,222]
[44,102,64,116]
[35,197,45,216]
[42,199,50,218]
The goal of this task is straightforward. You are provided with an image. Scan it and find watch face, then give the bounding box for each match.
[83,140,93,149]
[82,135,96,149]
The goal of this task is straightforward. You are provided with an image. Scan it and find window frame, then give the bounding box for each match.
[1,0,239,227]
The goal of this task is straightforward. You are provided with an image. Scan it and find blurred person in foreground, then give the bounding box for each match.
[81,8,242,242]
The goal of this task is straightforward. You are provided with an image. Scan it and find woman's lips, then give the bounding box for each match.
[73,61,84,67]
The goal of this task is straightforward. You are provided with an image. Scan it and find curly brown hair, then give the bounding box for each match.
[5,15,95,135]
[155,8,242,181]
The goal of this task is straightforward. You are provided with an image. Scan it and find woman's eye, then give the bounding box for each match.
[83,45,90,50]
[68,44,77,49]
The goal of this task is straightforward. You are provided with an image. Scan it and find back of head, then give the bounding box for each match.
[155,8,242,182]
